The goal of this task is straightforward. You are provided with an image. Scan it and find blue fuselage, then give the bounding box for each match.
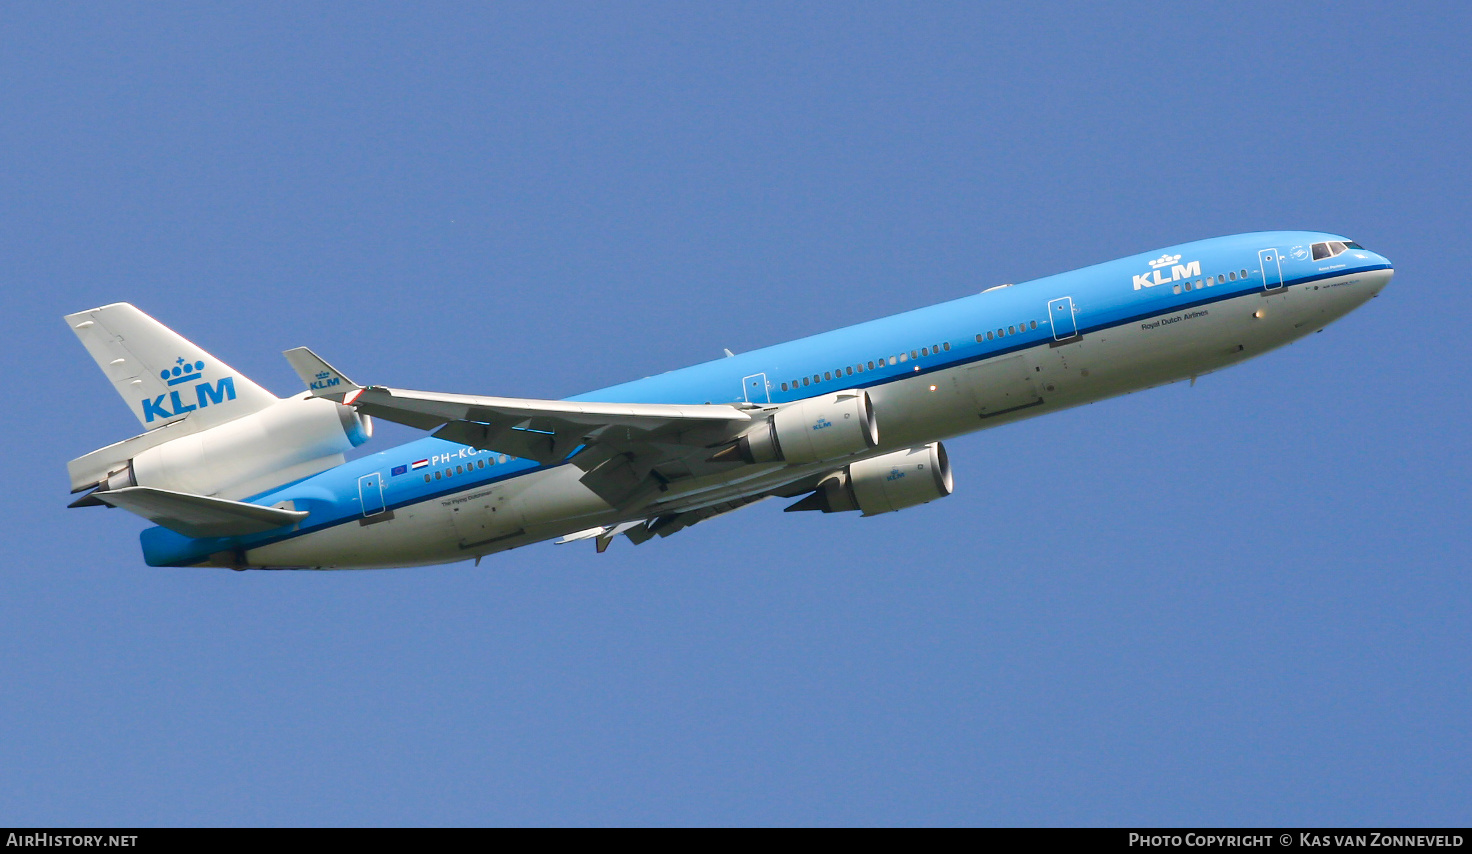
[141,231,1393,568]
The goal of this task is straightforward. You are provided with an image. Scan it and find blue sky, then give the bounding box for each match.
[2,2,1468,826]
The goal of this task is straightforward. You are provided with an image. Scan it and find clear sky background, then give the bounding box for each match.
[2,2,1468,827]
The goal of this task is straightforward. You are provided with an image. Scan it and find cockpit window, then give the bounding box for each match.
[1345,241,1364,250]
[1311,241,1353,261]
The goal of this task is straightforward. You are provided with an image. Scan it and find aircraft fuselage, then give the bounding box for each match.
[127,231,1392,569]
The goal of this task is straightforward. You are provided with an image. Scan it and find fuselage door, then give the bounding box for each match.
[1048,297,1078,340]
[358,472,386,517]
[743,373,770,404]
[1260,248,1284,291]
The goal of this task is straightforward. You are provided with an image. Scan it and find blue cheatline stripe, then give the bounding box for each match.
[150,262,1389,566]
[827,265,1390,392]
[144,457,560,566]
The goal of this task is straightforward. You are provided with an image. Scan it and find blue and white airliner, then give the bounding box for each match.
[66,232,1391,569]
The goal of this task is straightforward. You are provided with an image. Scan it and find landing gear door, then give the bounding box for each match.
[1260,248,1284,291]
[964,354,1042,418]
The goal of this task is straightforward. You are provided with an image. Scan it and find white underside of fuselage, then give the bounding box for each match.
[241,269,1388,569]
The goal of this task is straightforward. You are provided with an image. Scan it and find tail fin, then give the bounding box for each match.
[65,303,278,431]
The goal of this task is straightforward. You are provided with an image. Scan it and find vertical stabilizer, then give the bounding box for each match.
[65,303,278,431]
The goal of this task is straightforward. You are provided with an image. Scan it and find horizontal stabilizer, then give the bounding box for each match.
[94,486,308,539]
[283,347,360,400]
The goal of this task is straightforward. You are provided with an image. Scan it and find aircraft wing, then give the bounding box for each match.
[350,385,752,463]
[284,347,760,507]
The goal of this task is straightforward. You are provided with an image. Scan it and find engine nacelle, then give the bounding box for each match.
[732,390,878,465]
[103,394,371,500]
[788,442,953,516]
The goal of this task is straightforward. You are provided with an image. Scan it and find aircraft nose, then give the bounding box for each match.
[1360,251,1394,295]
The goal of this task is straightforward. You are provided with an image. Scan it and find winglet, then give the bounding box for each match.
[283,347,359,401]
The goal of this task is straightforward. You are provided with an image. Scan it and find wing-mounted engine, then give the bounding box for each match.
[713,390,878,465]
[70,394,372,502]
[786,441,953,516]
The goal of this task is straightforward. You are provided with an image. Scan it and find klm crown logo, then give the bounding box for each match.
[812,416,833,431]
[1134,253,1201,291]
[164,357,206,386]
[140,356,238,423]
[311,370,341,391]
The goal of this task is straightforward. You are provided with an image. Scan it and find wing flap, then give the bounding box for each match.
[348,386,753,464]
[354,387,751,428]
[279,349,765,510]
[95,486,308,539]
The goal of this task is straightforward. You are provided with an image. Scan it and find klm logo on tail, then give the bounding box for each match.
[310,370,341,392]
[141,357,237,423]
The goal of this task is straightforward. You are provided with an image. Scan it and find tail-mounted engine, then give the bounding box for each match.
[71,394,372,502]
[786,442,953,516]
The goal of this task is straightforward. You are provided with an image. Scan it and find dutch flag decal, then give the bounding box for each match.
[411,459,429,470]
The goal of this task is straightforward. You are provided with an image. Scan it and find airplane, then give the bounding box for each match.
[64,231,1392,570]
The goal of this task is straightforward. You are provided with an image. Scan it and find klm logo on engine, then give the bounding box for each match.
[310,370,341,391]
[140,356,237,423]
[812,416,833,431]
[1132,253,1202,290]
[886,467,906,482]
